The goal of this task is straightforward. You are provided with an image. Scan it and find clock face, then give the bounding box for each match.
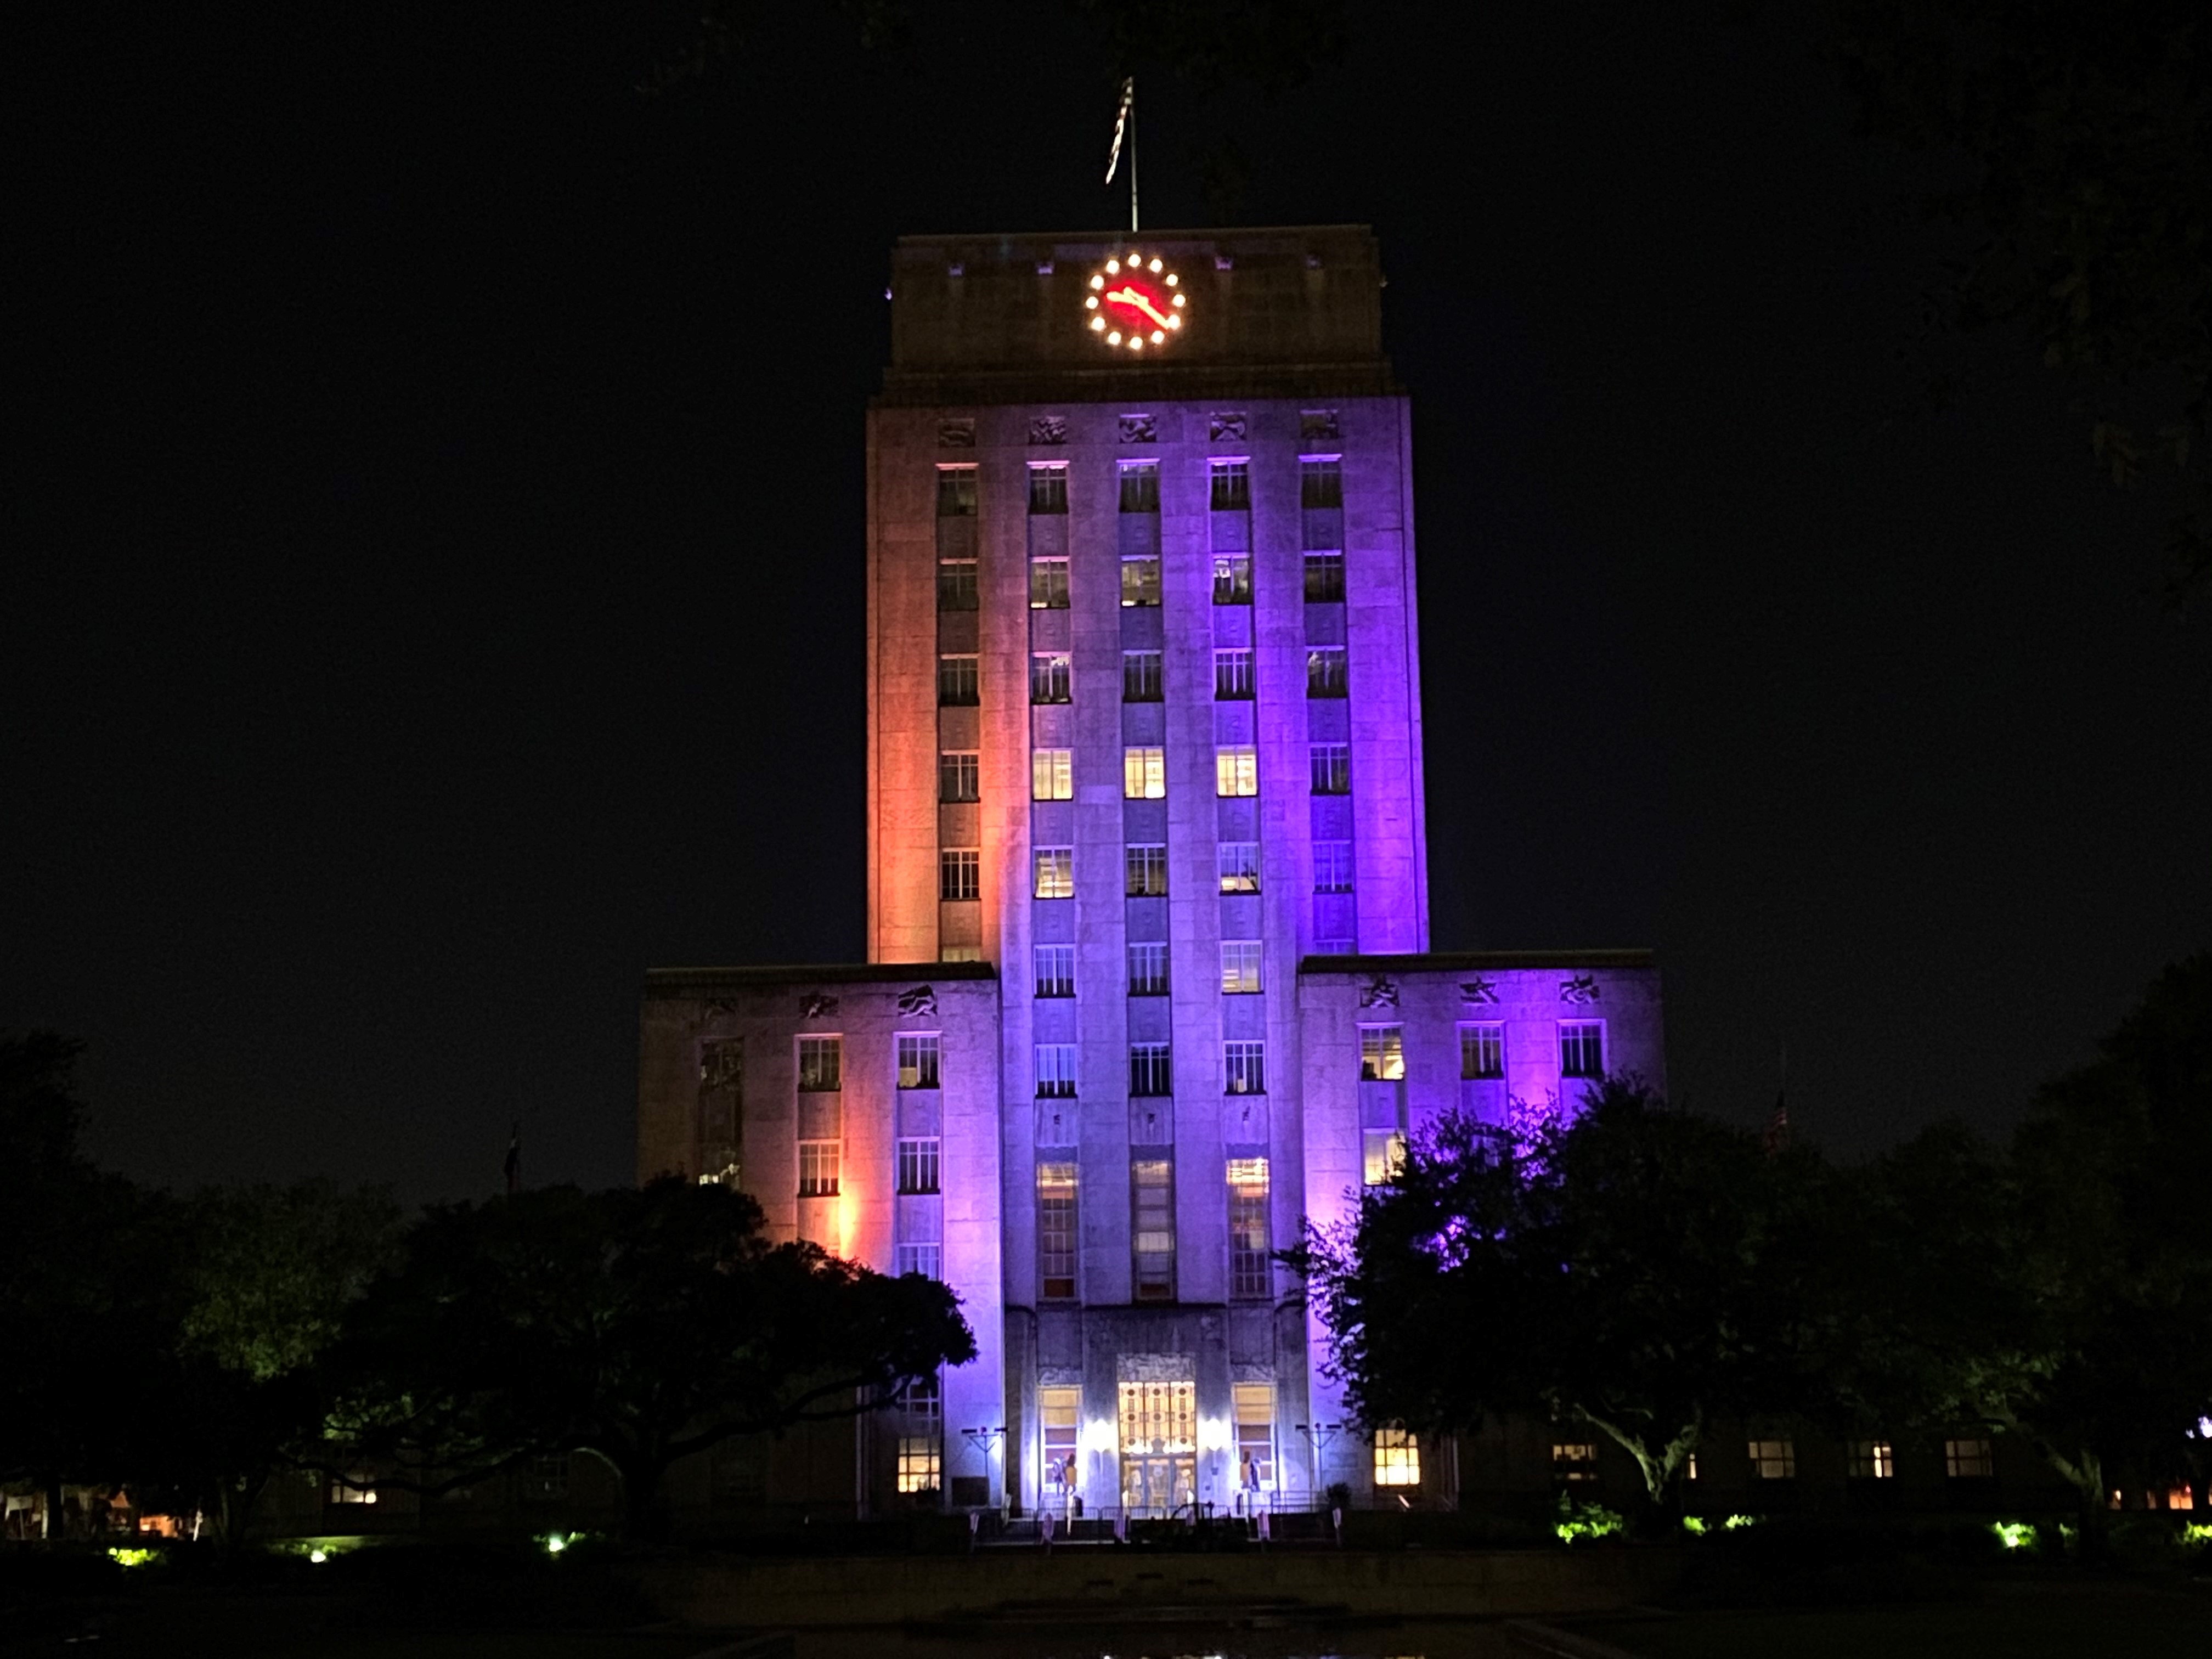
[1084,251,1188,352]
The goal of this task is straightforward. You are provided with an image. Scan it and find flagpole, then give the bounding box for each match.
[1129,78,1139,232]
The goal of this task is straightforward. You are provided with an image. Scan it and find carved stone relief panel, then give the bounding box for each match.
[1209,411,1248,442]
[937,417,975,448]
[1118,413,1156,444]
[1028,415,1068,445]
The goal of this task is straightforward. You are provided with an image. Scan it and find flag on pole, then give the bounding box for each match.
[1105,77,1133,183]
[503,1122,521,1194]
[1762,1091,1790,1157]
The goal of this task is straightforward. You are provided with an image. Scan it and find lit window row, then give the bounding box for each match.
[1030,840,1342,897]
[948,552,1346,617]
[1031,1156,1274,1305]
[791,1034,945,1092]
[1352,1022,1605,1086]
[1026,743,1349,799]
[935,458,1339,517]
[1030,1042,1267,1098]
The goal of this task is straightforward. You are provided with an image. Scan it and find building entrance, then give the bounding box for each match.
[1116,1376,1197,1515]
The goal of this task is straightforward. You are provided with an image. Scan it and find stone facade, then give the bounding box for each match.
[636,227,1667,1521]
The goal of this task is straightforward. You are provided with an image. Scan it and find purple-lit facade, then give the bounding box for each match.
[637,226,1666,1521]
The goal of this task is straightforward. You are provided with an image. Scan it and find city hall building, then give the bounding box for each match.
[636,226,1667,1522]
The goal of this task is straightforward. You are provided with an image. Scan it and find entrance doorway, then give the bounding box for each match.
[1116,1376,1197,1515]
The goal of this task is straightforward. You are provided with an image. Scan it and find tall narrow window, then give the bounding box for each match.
[936,465,977,516]
[1128,941,1169,996]
[937,654,979,706]
[1214,648,1255,698]
[1039,1164,1079,1301]
[1028,463,1068,514]
[1299,456,1342,508]
[1131,1158,1175,1300]
[797,1037,841,1092]
[1303,550,1344,602]
[798,1139,840,1197]
[1224,1041,1266,1095]
[1033,846,1074,899]
[1030,652,1072,703]
[939,751,980,803]
[1130,1042,1172,1096]
[1032,747,1074,801]
[1218,842,1261,893]
[1124,746,1166,799]
[1310,743,1350,794]
[1233,1383,1276,1489]
[1220,941,1263,994]
[1125,843,1168,896]
[1559,1022,1605,1080]
[1360,1026,1405,1081]
[1036,1044,1078,1098]
[1228,1158,1271,1299]
[1118,460,1159,512]
[1034,944,1075,998]
[1314,840,1353,893]
[896,1035,941,1089]
[936,559,978,611]
[1122,650,1163,701]
[1460,1024,1505,1080]
[1120,556,1161,607]
[1209,460,1250,511]
[1373,1427,1420,1487]
[1215,745,1259,797]
[1029,555,1070,609]
[938,849,979,901]
[1306,646,1347,697]
[1211,554,1252,603]
[895,1137,941,1193]
[1042,1386,1082,1493]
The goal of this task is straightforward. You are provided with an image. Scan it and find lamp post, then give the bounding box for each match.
[1293,1421,1342,1511]
[960,1425,1007,1513]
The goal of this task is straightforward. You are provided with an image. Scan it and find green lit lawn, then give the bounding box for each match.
[1587,1582,2212,1659]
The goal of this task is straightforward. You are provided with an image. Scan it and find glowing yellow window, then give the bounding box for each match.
[1373,1426,1420,1487]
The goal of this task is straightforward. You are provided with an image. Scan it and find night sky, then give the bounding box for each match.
[15,2,2209,1205]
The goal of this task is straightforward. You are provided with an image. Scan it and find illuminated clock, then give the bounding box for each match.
[1083,251,1188,352]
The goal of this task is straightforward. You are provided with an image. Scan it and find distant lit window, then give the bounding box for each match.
[935,465,976,517]
[330,1473,378,1505]
[1131,1157,1176,1300]
[1849,1440,1895,1480]
[1552,1443,1599,1483]
[1748,1438,1797,1480]
[896,1035,941,1089]
[1224,1041,1266,1096]
[1218,841,1260,893]
[896,1137,941,1194]
[1034,847,1074,899]
[1028,463,1068,514]
[938,849,979,901]
[937,654,979,706]
[1310,743,1350,794]
[1304,550,1344,602]
[1234,1382,1276,1485]
[1460,1025,1504,1080]
[895,1242,941,1280]
[1215,745,1258,797]
[1559,1022,1605,1079]
[1362,1128,1406,1186]
[798,1139,840,1197]
[1373,1427,1419,1487]
[1125,843,1169,896]
[1128,942,1170,996]
[1300,457,1342,509]
[1036,1044,1078,1099]
[1039,1163,1079,1300]
[896,1435,941,1495]
[1119,460,1159,512]
[1306,646,1347,697]
[1945,1438,1994,1479]
[1121,555,1161,607]
[1032,747,1074,800]
[1209,460,1250,511]
[939,750,979,803]
[1221,940,1263,994]
[797,1037,841,1092]
[1313,840,1353,893]
[1359,1025,1404,1082]
[1034,944,1075,998]
[1030,652,1072,703]
[1131,1042,1173,1097]
[1124,746,1166,799]
[1228,1158,1271,1298]
[1029,555,1070,608]
[1122,650,1163,701]
[1215,648,1255,698]
[1212,554,1252,603]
